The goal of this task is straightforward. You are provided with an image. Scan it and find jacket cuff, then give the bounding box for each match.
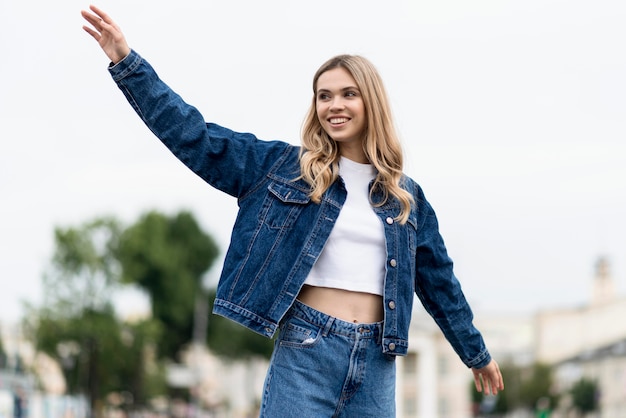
[466,349,492,369]
[108,49,142,82]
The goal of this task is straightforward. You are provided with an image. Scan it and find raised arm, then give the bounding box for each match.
[80,5,294,199]
[81,5,130,64]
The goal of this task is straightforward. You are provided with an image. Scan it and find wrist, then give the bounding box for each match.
[111,47,131,65]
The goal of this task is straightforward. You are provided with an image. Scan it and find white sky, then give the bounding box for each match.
[1,0,625,323]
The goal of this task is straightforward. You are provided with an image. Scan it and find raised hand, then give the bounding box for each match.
[81,5,131,64]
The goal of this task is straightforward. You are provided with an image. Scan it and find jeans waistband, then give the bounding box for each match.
[287,299,383,340]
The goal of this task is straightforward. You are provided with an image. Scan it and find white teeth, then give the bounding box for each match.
[330,118,349,124]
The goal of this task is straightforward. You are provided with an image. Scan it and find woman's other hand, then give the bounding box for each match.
[472,359,504,395]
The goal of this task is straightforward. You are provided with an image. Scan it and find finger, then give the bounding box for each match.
[82,25,101,41]
[487,379,496,395]
[89,5,114,25]
[489,374,503,395]
[483,377,492,396]
[491,367,503,391]
[473,373,483,393]
[98,19,117,35]
[81,11,103,31]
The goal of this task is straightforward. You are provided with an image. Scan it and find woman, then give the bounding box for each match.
[82,5,503,416]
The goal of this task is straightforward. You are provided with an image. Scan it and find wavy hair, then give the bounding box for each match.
[299,54,413,223]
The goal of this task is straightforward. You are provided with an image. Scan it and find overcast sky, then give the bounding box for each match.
[1,0,625,323]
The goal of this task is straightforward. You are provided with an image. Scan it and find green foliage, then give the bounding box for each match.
[570,377,598,413]
[33,307,162,395]
[26,216,166,413]
[116,210,219,359]
[29,302,165,411]
[29,209,274,414]
[519,363,558,411]
[0,335,7,369]
[494,363,523,413]
[43,217,122,316]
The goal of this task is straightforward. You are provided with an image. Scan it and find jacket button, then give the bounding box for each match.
[265,327,273,334]
[386,217,394,225]
[388,343,396,351]
[389,259,397,268]
[388,300,396,310]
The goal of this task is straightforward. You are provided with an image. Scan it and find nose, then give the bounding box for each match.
[329,96,345,111]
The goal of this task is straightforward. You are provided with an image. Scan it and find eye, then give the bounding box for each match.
[345,90,359,98]
[317,92,331,101]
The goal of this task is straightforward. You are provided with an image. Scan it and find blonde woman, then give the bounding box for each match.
[82,5,503,416]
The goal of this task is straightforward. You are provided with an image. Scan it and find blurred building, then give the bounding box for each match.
[0,322,38,392]
[554,338,626,418]
[396,312,473,417]
[396,256,626,418]
[538,256,626,417]
[535,257,626,364]
[167,344,268,417]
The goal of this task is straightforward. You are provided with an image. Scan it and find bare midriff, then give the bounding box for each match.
[297,285,384,324]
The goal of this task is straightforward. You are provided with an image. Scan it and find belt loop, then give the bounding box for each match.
[322,316,335,337]
[376,322,383,344]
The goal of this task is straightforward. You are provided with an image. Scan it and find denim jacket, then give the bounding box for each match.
[108,50,491,368]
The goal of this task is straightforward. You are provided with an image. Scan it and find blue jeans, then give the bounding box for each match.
[259,300,396,417]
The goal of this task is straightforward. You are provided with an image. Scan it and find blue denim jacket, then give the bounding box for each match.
[108,50,491,368]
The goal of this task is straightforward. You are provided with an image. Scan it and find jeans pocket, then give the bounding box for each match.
[278,316,322,348]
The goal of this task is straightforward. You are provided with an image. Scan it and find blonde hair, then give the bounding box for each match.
[299,55,414,224]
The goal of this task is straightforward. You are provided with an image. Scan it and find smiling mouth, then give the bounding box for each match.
[329,117,349,125]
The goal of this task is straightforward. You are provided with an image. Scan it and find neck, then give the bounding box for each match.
[339,145,369,164]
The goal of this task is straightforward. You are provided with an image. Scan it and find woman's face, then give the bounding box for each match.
[316,67,367,162]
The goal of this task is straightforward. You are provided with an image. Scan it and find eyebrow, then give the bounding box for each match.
[316,86,360,94]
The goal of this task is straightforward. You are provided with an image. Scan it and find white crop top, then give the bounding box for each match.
[304,157,386,296]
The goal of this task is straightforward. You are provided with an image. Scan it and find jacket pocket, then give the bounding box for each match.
[260,181,311,229]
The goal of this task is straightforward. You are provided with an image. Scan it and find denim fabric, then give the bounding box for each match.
[260,300,396,417]
[108,50,491,368]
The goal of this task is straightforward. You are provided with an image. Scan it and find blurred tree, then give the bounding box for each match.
[519,363,558,413]
[28,210,271,415]
[570,377,598,414]
[24,218,165,416]
[44,217,121,315]
[116,211,219,360]
[0,335,7,369]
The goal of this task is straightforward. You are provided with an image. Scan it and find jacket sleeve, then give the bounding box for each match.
[108,49,292,198]
[413,184,492,369]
